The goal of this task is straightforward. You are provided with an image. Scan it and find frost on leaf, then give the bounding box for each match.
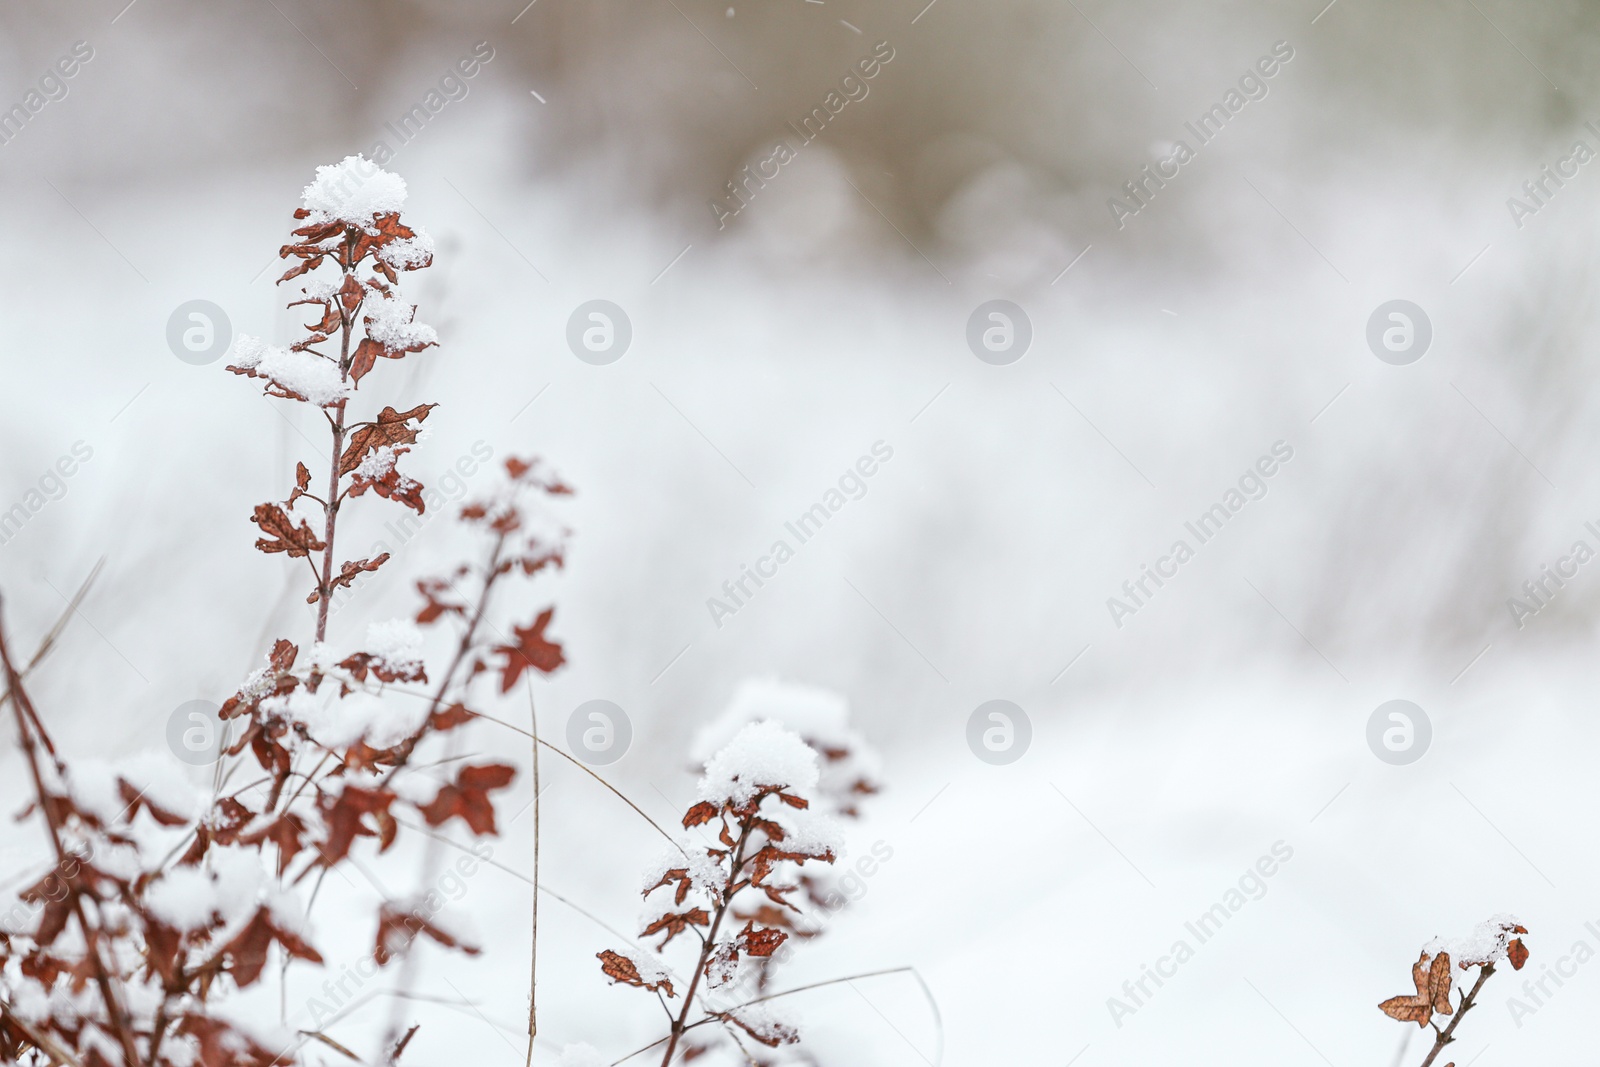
[717,1003,800,1048]
[597,947,676,998]
[738,920,787,957]
[340,617,426,683]
[339,403,435,476]
[1425,914,1529,970]
[348,444,426,513]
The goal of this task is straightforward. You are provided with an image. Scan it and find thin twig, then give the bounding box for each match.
[1417,963,1495,1067]
[0,999,86,1067]
[387,815,647,952]
[0,602,145,1067]
[0,558,105,756]
[659,823,753,1066]
[524,678,540,1065]
[303,1029,371,1063]
[443,703,686,856]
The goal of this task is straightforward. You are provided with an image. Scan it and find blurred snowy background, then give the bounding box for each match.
[4,0,1600,1063]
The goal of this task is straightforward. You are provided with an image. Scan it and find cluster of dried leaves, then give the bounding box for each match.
[1378,919,1529,1067]
[676,723,879,1064]
[599,780,839,1063]
[0,173,569,1067]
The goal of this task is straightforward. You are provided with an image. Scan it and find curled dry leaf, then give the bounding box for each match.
[641,908,712,948]
[1379,951,1453,1028]
[309,553,391,603]
[597,949,675,998]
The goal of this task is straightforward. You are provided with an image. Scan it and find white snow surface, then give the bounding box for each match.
[558,1043,605,1067]
[66,752,203,826]
[640,847,724,902]
[364,295,437,352]
[692,678,882,809]
[1423,914,1526,968]
[267,687,426,751]
[301,154,408,227]
[229,335,351,408]
[696,721,819,807]
[364,617,424,676]
[376,226,435,270]
[691,678,856,762]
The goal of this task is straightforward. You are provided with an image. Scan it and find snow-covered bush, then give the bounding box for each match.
[0,159,904,1067]
[0,156,571,1067]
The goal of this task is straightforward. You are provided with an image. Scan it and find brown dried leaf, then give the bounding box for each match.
[250,503,325,558]
[417,763,516,836]
[308,554,390,604]
[642,908,711,947]
[1380,951,1451,1028]
[597,948,675,997]
[339,403,436,476]
[738,920,787,958]
[683,801,720,829]
[376,902,481,963]
[493,608,565,692]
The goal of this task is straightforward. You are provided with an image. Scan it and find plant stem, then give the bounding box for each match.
[525,683,539,1067]
[314,232,358,646]
[380,532,507,786]
[1417,963,1495,1067]
[659,822,753,1067]
[0,612,144,1067]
